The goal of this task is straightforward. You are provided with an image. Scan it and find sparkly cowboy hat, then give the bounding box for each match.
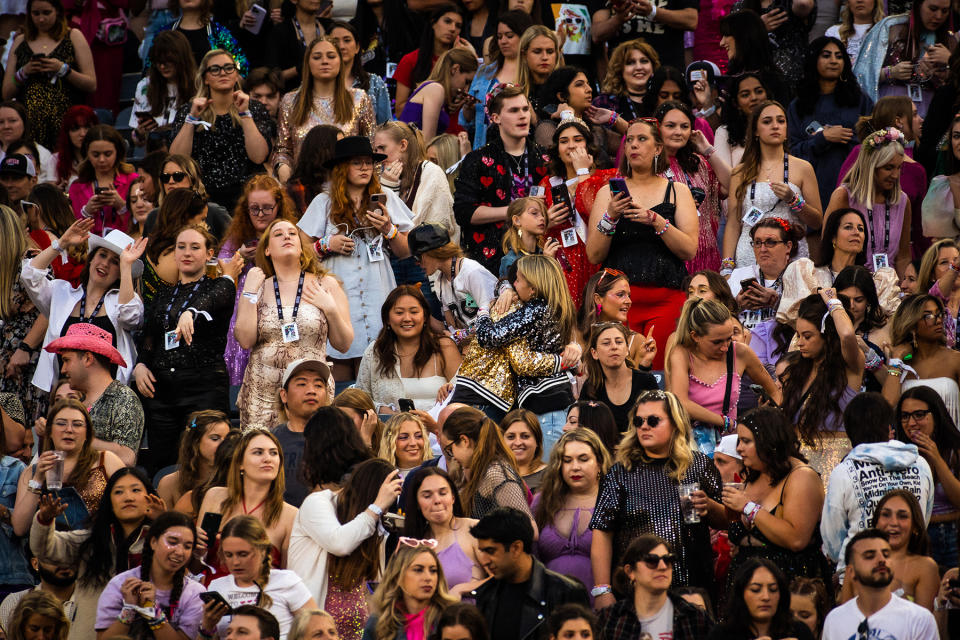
[88,229,144,279]
[44,323,126,367]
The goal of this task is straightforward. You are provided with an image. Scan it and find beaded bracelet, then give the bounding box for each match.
[606,110,619,129]
[117,608,137,625]
[147,611,168,631]
[864,348,883,372]
[238,110,253,119]
[721,257,736,270]
[789,192,805,213]
[655,219,671,236]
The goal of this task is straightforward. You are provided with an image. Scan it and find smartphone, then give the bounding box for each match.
[318,0,333,13]
[805,120,823,137]
[398,398,415,412]
[609,177,630,200]
[750,383,775,407]
[94,185,106,195]
[550,183,573,217]
[31,52,44,60]
[200,512,222,545]
[739,278,759,292]
[199,591,232,612]
[370,193,386,205]
[382,512,405,527]
[246,3,267,34]
[134,110,152,120]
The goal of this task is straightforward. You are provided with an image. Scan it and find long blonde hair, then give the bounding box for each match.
[501,197,546,256]
[371,544,457,640]
[219,429,287,528]
[291,37,353,128]
[517,25,564,95]
[616,390,695,481]
[377,412,433,468]
[0,205,26,320]
[534,428,611,529]
[376,121,427,198]
[917,239,958,293]
[194,49,243,128]
[422,48,479,104]
[675,298,732,351]
[219,515,275,608]
[837,0,884,45]
[516,254,577,343]
[840,130,904,207]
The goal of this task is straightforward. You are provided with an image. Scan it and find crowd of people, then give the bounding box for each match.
[2,0,960,639]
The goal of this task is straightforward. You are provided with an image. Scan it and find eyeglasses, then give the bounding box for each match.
[751,239,786,248]
[398,537,439,549]
[248,204,276,217]
[922,311,945,323]
[633,415,663,429]
[640,553,675,569]
[161,171,188,184]
[857,620,869,640]
[442,442,454,459]
[900,409,931,423]
[205,63,237,76]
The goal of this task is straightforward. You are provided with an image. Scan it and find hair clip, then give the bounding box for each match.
[771,217,791,234]
[188,419,198,429]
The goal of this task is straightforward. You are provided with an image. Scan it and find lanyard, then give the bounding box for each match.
[78,288,106,322]
[293,16,322,46]
[274,271,305,323]
[750,154,789,202]
[868,201,890,257]
[164,277,205,330]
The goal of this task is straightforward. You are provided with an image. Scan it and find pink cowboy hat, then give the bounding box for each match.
[44,323,126,367]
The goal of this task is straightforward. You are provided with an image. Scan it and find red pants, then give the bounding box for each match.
[628,285,687,371]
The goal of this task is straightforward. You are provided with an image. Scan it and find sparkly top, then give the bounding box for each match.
[275,88,375,168]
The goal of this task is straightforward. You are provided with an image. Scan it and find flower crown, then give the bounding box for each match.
[484,82,521,119]
[770,217,791,235]
[864,127,905,150]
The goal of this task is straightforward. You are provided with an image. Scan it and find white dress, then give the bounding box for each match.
[735,181,809,268]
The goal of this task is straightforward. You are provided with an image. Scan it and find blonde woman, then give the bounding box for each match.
[425,134,466,191]
[362,542,457,640]
[377,412,434,479]
[589,390,726,606]
[275,37,375,184]
[516,25,563,109]
[399,48,478,142]
[825,0,885,65]
[170,48,272,207]
[6,591,70,640]
[289,609,339,640]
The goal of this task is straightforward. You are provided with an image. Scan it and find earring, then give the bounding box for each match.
[240,468,244,476]
[596,302,602,316]
[517,229,523,239]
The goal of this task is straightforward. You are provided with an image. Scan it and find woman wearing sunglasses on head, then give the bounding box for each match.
[577,269,657,371]
[595,534,714,640]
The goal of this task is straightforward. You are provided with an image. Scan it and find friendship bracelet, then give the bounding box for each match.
[655,219,671,236]
[385,224,399,240]
[56,63,70,78]
[147,611,168,630]
[606,110,619,129]
[789,192,805,213]
[238,110,253,119]
[117,608,137,625]
[576,167,590,176]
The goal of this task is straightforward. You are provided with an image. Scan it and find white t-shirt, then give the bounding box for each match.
[637,597,674,640]
[432,257,497,329]
[208,569,313,640]
[825,23,872,66]
[821,593,938,640]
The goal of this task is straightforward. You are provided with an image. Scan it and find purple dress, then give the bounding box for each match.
[220,237,254,386]
[398,82,450,136]
[531,495,594,604]
[436,540,475,591]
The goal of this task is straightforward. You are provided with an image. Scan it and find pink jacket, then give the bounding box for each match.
[69,171,138,235]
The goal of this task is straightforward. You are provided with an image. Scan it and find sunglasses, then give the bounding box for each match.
[900,409,931,423]
[205,63,237,76]
[597,267,625,285]
[640,553,675,569]
[398,537,439,549]
[633,415,663,429]
[161,171,188,184]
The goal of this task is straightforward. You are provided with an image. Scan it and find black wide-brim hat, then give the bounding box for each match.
[323,136,387,169]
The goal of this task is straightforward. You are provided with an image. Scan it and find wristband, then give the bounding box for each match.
[238,110,253,119]
[647,3,657,20]
[576,167,590,176]
[722,415,731,433]
[368,503,383,516]
[864,348,883,372]
[596,217,617,236]
[606,110,619,129]
[789,192,805,213]
[147,611,168,630]
[117,607,137,625]
[385,224,399,240]
[590,584,612,597]
[15,68,27,84]
[702,145,716,159]
[242,292,259,304]
[695,105,717,119]
[56,63,70,78]
[28,479,43,495]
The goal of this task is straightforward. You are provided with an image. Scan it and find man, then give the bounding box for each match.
[454,85,549,276]
[470,507,589,640]
[0,153,37,211]
[822,529,938,640]
[223,605,280,640]
[275,358,331,506]
[590,0,698,71]
[821,393,934,565]
[45,323,143,466]
[0,555,80,639]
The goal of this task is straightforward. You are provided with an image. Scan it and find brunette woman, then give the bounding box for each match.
[561,401,619,456]
[592,39,659,124]
[328,21,391,125]
[141,188,210,306]
[400,48,478,143]
[1,0,96,149]
[715,72,768,170]
[533,428,610,603]
[722,101,822,274]
[499,409,547,491]
[156,410,234,510]
[0,101,54,182]
[275,37,375,183]
[789,577,829,639]
[161,0,248,73]
[402,467,485,598]
[23,183,84,284]
[835,265,894,393]
[130,30,197,147]
[68,125,138,236]
[577,269,657,370]
[639,67,715,142]
[286,125,342,215]
[51,105,97,189]
[134,225,239,474]
[264,0,328,90]
[126,178,154,242]
[587,118,700,369]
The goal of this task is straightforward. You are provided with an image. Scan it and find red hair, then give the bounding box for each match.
[55,106,99,183]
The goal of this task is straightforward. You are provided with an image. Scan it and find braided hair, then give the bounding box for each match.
[219,515,275,608]
[135,511,196,637]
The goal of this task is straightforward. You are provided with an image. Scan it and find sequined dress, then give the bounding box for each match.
[275,88,375,169]
[0,260,42,422]
[13,38,81,149]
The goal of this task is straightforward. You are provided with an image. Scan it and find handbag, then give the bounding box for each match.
[96,15,129,45]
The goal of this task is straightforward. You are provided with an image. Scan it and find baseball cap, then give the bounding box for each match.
[685,60,722,87]
[0,153,36,178]
[281,358,332,388]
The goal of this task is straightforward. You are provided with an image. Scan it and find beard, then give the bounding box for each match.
[856,567,893,589]
[39,564,77,588]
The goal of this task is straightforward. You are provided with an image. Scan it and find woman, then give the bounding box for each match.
[394,5,471,117]
[577,269,657,370]
[67,125,138,236]
[170,49,273,208]
[334,389,385,451]
[714,72,768,171]
[135,225,237,474]
[886,295,960,432]
[533,428,610,603]
[1,0,96,150]
[23,183,84,285]
[21,218,144,394]
[363,541,457,640]
[589,389,725,602]
[286,125,342,215]
[127,178,155,242]
[727,217,802,330]
[432,604,488,640]
[141,187,210,307]
[162,0,248,74]
[826,127,911,274]
[894,386,960,569]
[130,30,197,147]
[51,105,97,189]
[0,101,54,183]
[328,22,391,126]
[156,409,234,510]
[288,458,402,639]
[499,409,546,491]
[592,39,659,124]
[197,429,298,571]
[296,136,413,378]
[587,118,700,369]
[95,511,205,639]
[13,399,124,536]
[922,114,960,241]
[707,558,815,640]
[289,610,341,640]
[6,591,70,640]
[654,100,727,274]
[639,68,716,144]
[561,401,619,456]
[177,429,242,517]
[788,36,874,210]
[462,10,534,150]
[853,0,956,118]
[377,413,434,479]
[440,406,536,525]
[917,240,960,349]
[720,407,828,587]
[825,0,885,65]
[221,175,299,388]
[355,285,460,414]
[835,265,894,393]
[275,37,375,183]
[789,577,829,640]
[402,468,485,598]
[581,323,659,433]
[264,0,328,91]
[516,25,563,114]
[722,101,822,274]
[236,218,350,428]
[399,48,478,143]
[667,298,781,456]
[204,515,318,638]
[735,0,816,86]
